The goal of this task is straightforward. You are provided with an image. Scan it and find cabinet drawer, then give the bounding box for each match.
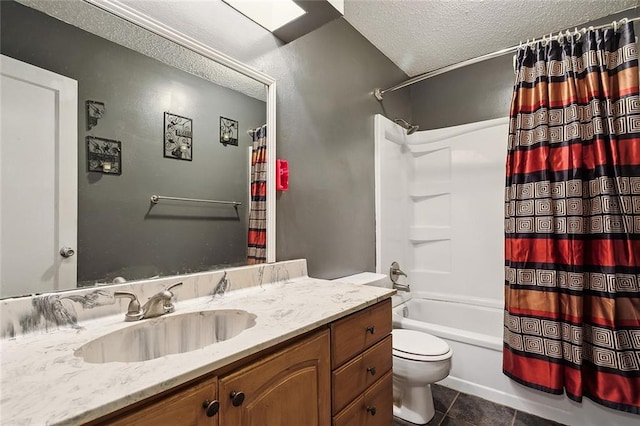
[330,299,392,368]
[332,336,392,414]
[332,370,393,426]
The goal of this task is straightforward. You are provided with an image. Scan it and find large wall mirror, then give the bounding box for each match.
[0,0,276,299]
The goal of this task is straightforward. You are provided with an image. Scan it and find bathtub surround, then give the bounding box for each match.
[504,21,640,414]
[0,259,394,424]
[376,115,640,425]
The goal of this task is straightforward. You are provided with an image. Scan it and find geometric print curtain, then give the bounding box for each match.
[247,125,267,264]
[503,21,640,414]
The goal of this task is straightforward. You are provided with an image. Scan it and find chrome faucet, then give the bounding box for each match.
[114,282,183,321]
[389,261,410,292]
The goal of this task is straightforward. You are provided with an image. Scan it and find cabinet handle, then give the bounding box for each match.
[367,366,376,376]
[202,400,219,417]
[230,391,245,407]
[366,406,377,416]
[366,326,375,335]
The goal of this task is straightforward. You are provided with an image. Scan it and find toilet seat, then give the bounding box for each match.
[392,329,452,362]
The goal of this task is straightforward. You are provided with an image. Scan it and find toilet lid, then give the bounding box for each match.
[393,329,450,359]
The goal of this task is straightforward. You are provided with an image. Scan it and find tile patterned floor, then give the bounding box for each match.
[394,384,566,426]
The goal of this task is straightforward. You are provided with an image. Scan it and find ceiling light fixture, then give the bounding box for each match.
[222,0,306,32]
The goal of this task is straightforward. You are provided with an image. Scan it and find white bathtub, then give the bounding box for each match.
[392,296,503,351]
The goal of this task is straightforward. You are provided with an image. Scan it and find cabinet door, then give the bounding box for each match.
[218,330,331,426]
[106,376,219,426]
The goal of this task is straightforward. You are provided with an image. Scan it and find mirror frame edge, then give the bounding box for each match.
[83,0,277,263]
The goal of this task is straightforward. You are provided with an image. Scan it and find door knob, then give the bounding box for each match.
[59,247,75,258]
[366,406,377,416]
[202,400,219,417]
[367,366,376,376]
[230,391,245,407]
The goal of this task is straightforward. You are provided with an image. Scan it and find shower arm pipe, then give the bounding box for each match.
[373,15,640,101]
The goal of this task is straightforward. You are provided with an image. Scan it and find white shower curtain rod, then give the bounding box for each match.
[373,15,640,101]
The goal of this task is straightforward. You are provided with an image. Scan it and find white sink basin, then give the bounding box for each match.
[75,309,256,363]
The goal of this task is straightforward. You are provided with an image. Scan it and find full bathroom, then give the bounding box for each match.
[1,1,639,425]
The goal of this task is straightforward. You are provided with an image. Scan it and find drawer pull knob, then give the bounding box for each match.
[366,326,375,334]
[366,406,377,416]
[230,391,245,407]
[367,366,376,376]
[202,400,219,417]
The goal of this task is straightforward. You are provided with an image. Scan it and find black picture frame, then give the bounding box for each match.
[86,100,105,130]
[87,136,122,175]
[164,112,193,161]
[220,116,238,146]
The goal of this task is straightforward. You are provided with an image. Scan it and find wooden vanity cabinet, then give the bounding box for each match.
[330,299,393,425]
[90,300,392,426]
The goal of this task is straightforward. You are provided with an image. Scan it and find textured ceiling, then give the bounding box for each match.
[344,0,640,77]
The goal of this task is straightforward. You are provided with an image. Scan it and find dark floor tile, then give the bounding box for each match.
[513,410,566,426]
[394,410,446,426]
[432,383,459,413]
[446,393,516,426]
[439,415,475,426]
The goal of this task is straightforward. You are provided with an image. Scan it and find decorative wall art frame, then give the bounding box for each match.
[220,116,238,146]
[87,136,122,175]
[164,112,193,161]
[86,100,105,130]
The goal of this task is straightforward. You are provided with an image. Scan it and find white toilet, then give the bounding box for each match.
[392,328,452,424]
[334,272,453,425]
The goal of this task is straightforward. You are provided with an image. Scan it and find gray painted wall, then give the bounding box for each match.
[411,8,640,130]
[257,19,411,279]
[1,2,266,283]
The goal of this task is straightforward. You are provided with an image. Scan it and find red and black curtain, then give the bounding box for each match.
[503,21,640,413]
[248,125,267,264]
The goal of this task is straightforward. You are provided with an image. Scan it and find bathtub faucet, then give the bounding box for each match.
[390,261,407,281]
[393,281,411,292]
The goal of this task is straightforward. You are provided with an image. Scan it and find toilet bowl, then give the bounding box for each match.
[393,328,452,425]
[332,273,453,425]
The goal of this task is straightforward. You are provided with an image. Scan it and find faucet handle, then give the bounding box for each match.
[166,282,183,293]
[161,282,182,314]
[389,261,408,283]
[114,291,143,321]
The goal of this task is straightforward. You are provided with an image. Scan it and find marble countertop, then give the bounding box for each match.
[1,276,393,425]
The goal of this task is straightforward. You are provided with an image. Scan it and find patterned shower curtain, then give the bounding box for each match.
[248,125,267,264]
[503,22,640,413]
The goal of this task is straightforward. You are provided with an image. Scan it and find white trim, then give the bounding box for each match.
[83,0,275,85]
[266,82,277,263]
[374,115,382,273]
[83,0,277,263]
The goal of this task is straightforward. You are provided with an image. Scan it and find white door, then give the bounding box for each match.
[0,55,78,297]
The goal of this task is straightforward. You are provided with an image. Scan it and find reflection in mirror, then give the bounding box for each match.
[0,0,273,299]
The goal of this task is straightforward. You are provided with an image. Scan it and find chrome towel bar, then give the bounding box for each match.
[150,194,242,206]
